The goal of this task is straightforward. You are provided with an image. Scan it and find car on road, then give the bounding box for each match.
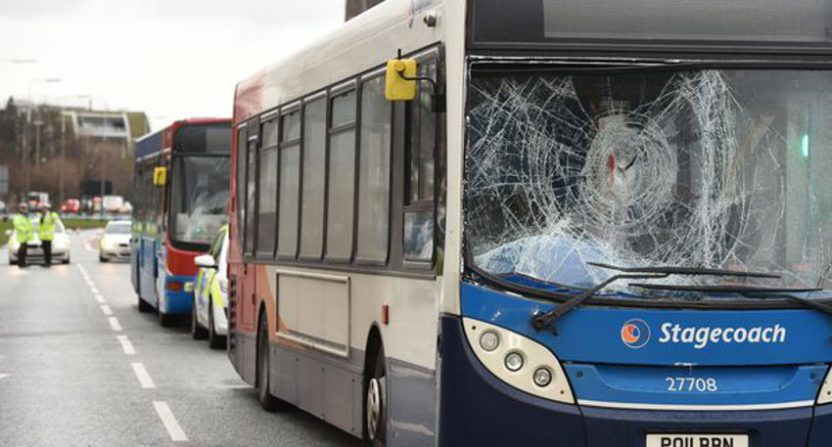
[191,226,228,349]
[8,217,71,265]
[99,220,132,262]
[60,199,81,214]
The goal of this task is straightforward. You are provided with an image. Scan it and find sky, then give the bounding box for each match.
[0,0,344,131]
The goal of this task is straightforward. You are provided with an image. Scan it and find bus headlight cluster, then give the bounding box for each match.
[463,317,575,404]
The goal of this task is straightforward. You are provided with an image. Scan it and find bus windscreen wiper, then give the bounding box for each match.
[628,283,832,317]
[531,262,780,334]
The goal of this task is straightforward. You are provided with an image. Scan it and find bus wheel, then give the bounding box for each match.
[366,347,387,446]
[158,310,175,327]
[257,312,287,412]
[191,299,207,340]
[137,296,153,313]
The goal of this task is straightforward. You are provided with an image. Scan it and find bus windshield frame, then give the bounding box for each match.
[167,123,231,252]
[463,59,832,309]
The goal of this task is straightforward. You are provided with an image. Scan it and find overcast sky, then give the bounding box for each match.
[0,0,344,131]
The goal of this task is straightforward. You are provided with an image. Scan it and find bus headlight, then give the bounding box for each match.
[504,352,524,372]
[463,317,575,404]
[817,366,832,405]
[479,330,500,351]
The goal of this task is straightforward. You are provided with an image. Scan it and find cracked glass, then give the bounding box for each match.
[465,67,832,300]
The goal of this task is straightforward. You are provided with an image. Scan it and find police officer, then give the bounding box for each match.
[12,204,33,268]
[38,204,61,267]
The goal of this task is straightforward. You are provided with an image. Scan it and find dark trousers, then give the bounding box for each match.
[17,243,27,267]
[42,240,52,266]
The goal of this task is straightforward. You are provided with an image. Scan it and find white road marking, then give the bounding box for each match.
[108,316,122,332]
[100,304,113,316]
[90,286,99,294]
[93,294,106,304]
[131,363,156,389]
[153,402,188,442]
[0,374,9,381]
[116,335,135,355]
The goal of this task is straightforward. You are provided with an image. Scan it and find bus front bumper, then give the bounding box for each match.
[161,274,194,315]
[437,315,830,447]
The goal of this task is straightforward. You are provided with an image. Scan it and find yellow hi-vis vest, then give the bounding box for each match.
[38,212,60,241]
[12,214,34,243]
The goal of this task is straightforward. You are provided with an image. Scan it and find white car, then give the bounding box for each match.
[8,217,71,265]
[99,220,132,262]
[192,226,228,349]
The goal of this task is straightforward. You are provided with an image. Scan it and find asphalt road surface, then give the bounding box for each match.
[0,230,359,447]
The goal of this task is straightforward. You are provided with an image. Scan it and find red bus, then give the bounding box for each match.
[131,118,232,326]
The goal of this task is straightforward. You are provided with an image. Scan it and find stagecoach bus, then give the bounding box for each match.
[131,118,231,326]
[227,0,832,445]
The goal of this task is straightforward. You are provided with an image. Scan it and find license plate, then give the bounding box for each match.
[646,434,748,447]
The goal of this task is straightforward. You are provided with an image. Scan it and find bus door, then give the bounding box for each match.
[240,132,259,333]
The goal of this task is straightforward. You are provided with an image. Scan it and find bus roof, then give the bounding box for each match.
[234,0,445,124]
[135,117,231,160]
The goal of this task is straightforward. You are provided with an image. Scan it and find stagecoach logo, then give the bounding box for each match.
[621,319,651,349]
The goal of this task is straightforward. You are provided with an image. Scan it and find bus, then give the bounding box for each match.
[227,0,832,445]
[131,118,232,326]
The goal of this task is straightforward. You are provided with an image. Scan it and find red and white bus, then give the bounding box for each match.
[132,118,232,326]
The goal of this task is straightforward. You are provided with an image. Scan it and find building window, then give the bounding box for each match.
[277,109,301,258]
[356,76,391,263]
[326,89,357,262]
[299,98,327,259]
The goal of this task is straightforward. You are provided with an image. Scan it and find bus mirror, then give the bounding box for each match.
[195,254,217,269]
[153,167,167,187]
[385,59,418,101]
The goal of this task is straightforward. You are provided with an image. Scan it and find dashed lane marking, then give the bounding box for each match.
[131,363,156,389]
[94,294,106,304]
[153,401,188,442]
[100,304,113,316]
[116,335,135,355]
[108,316,122,332]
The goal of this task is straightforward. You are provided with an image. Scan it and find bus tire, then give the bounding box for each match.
[208,300,226,350]
[257,312,288,412]
[365,345,387,446]
[191,299,208,340]
[158,310,175,327]
[137,296,153,313]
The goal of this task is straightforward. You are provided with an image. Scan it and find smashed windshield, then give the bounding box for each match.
[169,156,230,247]
[465,67,832,300]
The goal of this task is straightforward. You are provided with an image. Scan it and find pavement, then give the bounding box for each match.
[0,230,359,447]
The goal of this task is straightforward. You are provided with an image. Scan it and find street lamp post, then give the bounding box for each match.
[24,77,62,200]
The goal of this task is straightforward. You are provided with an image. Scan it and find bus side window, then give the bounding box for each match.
[244,135,258,257]
[403,59,438,263]
[356,74,392,264]
[299,96,327,260]
[257,119,278,258]
[235,127,246,248]
[277,108,302,259]
[325,88,357,262]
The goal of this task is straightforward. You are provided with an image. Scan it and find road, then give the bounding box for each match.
[0,230,359,447]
